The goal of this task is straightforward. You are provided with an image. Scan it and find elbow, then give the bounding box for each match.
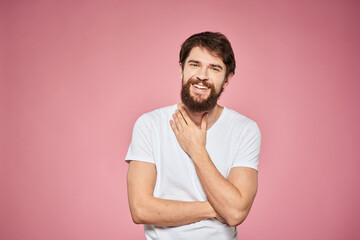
[130,202,146,224]
[129,195,156,225]
[226,210,248,227]
[130,209,143,224]
[131,212,143,225]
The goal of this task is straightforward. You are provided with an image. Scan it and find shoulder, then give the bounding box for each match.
[223,107,259,129]
[135,104,177,127]
[220,107,261,141]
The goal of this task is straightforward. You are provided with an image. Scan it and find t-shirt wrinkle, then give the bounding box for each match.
[125,104,261,240]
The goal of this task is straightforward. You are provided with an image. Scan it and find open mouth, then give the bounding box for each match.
[192,83,209,90]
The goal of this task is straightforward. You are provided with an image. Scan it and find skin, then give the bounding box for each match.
[127,161,225,226]
[127,47,258,227]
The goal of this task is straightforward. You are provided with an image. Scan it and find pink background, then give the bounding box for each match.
[1,0,360,239]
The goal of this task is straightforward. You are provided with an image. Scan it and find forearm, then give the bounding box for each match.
[170,106,258,226]
[130,198,215,226]
[127,160,217,227]
[191,150,249,226]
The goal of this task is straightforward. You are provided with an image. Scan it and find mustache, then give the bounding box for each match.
[186,78,212,89]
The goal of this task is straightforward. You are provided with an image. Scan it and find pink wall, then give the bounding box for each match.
[1,0,359,239]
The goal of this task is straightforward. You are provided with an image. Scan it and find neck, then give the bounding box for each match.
[178,103,223,129]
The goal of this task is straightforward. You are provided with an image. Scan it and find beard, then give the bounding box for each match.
[181,78,224,113]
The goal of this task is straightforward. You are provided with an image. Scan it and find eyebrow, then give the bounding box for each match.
[187,60,224,70]
[187,60,200,64]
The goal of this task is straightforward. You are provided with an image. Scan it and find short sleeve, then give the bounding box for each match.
[232,122,261,171]
[125,114,154,164]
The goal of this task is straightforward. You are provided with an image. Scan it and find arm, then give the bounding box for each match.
[127,160,224,226]
[191,152,258,227]
[170,107,258,226]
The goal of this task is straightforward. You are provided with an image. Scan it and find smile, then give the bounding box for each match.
[191,83,210,95]
[192,84,209,90]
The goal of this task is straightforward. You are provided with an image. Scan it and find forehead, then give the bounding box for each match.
[185,47,225,66]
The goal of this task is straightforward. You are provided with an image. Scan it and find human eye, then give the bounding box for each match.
[211,67,221,72]
[189,63,199,67]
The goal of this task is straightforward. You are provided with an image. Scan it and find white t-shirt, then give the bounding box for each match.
[125,104,261,240]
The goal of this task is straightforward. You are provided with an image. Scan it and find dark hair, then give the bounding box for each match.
[179,32,236,78]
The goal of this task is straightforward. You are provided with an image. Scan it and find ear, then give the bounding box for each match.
[222,73,233,89]
[179,63,183,79]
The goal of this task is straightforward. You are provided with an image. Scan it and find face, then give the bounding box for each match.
[180,46,231,112]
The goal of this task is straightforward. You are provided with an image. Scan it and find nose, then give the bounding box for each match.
[196,66,209,81]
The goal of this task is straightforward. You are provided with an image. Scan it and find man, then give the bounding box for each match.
[125,32,261,240]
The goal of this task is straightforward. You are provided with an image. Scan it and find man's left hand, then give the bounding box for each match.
[170,107,208,158]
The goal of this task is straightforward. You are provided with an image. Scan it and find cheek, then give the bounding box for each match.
[183,67,198,78]
[182,76,189,85]
[182,74,193,84]
[213,79,226,91]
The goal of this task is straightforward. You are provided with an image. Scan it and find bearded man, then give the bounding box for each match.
[125,32,261,240]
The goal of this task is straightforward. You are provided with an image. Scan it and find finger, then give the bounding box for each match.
[178,109,188,125]
[175,109,187,128]
[201,113,208,132]
[170,119,179,134]
[173,112,183,130]
[179,107,193,126]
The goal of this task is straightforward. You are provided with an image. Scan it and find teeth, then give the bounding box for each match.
[193,84,208,89]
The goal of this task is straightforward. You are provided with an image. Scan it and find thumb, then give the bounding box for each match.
[201,113,208,132]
